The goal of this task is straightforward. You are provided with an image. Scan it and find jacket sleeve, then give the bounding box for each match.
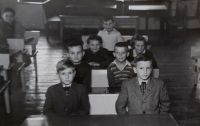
[43,87,55,115]
[99,49,113,67]
[116,81,128,114]
[107,64,117,87]
[159,81,171,114]
[83,66,91,87]
[14,20,25,37]
[79,87,90,115]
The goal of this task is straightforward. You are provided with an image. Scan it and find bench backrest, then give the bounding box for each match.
[0,54,10,69]
[24,31,40,45]
[7,39,24,51]
[60,15,139,30]
[91,68,159,87]
[82,35,149,50]
[191,46,200,58]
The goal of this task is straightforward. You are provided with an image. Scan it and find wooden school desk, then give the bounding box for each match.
[124,1,168,32]
[21,114,178,126]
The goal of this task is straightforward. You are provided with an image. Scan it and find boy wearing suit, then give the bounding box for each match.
[43,59,90,116]
[116,54,171,114]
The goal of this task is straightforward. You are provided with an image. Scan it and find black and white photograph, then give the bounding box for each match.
[0,0,200,125]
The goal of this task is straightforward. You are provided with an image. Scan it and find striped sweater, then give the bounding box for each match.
[107,60,136,87]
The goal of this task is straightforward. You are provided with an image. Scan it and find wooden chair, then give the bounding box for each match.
[191,46,200,84]
[59,16,139,42]
[7,39,26,92]
[24,31,40,82]
[168,2,187,42]
[43,0,70,42]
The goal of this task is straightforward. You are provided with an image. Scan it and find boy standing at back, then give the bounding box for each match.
[107,42,136,88]
[43,59,90,116]
[98,16,123,56]
[116,54,171,114]
[66,40,91,88]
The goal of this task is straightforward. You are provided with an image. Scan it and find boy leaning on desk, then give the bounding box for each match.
[116,54,171,114]
[0,7,33,67]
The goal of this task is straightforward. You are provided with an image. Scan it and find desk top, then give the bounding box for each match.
[21,114,178,126]
[66,4,117,9]
[129,5,167,11]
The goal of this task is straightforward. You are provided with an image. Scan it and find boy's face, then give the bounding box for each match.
[133,61,152,81]
[88,40,101,53]
[102,20,115,33]
[67,46,84,64]
[2,12,14,24]
[135,41,145,54]
[58,68,75,85]
[113,47,129,63]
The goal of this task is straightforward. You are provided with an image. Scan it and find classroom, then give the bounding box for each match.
[0,0,200,126]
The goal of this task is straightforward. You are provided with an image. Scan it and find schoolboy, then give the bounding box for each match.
[82,34,113,67]
[98,16,123,53]
[0,8,31,67]
[116,54,171,114]
[66,40,91,88]
[127,34,158,68]
[43,59,90,116]
[0,8,25,38]
[107,42,136,88]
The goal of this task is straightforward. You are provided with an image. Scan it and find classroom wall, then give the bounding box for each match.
[1,0,200,30]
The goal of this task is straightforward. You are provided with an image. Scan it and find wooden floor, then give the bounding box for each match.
[1,29,200,126]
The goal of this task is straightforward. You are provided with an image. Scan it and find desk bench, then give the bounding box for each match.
[21,113,178,126]
[59,16,139,42]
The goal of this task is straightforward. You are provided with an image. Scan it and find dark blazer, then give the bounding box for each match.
[43,82,90,116]
[83,47,113,67]
[127,49,158,68]
[116,77,171,114]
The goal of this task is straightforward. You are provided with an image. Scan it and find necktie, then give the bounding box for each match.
[140,82,146,95]
[64,87,70,91]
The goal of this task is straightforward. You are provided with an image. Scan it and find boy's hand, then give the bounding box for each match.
[88,62,100,67]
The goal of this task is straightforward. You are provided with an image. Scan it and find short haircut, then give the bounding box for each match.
[130,33,147,48]
[65,40,83,52]
[131,54,152,67]
[2,8,15,15]
[114,42,128,51]
[87,34,102,44]
[103,15,114,22]
[56,59,75,73]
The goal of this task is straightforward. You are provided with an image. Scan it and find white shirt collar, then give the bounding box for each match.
[137,78,148,86]
[112,60,131,71]
[103,28,117,34]
[62,83,72,87]
[133,49,146,57]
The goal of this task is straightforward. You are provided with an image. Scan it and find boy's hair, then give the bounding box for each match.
[56,59,75,73]
[114,42,128,51]
[131,54,152,67]
[2,8,15,15]
[130,33,147,48]
[87,35,102,44]
[65,40,83,52]
[103,16,114,22]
